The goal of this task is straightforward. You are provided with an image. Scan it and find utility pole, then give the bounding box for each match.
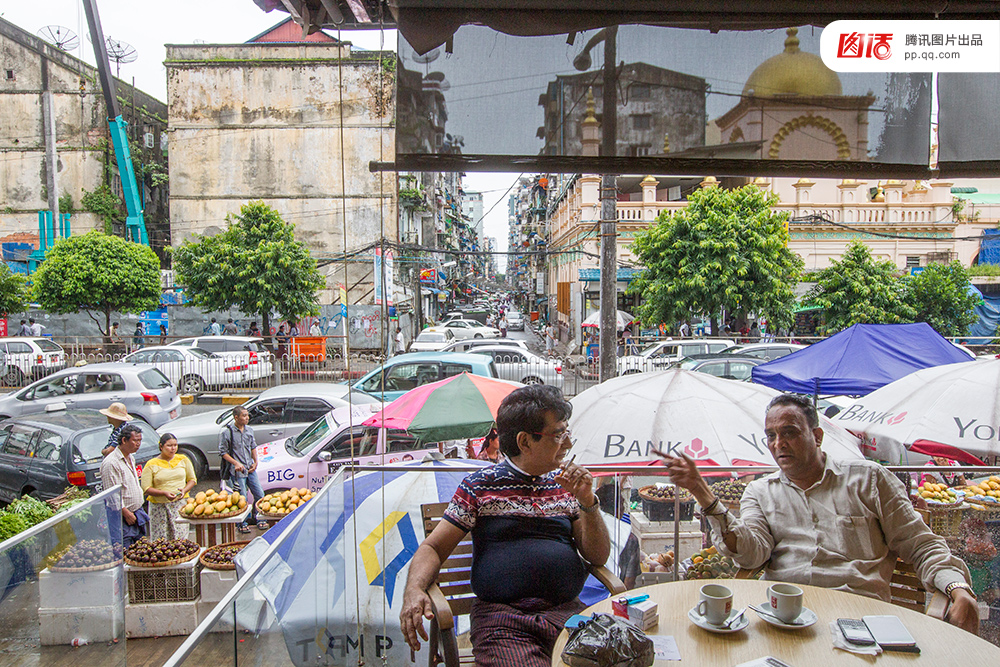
[598,27,618,383]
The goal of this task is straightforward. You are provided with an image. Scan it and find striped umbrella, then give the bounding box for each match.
[362,372,519,442]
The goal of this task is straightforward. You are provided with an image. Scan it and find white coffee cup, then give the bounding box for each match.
[768,583,803,623]
[697,583,733,625]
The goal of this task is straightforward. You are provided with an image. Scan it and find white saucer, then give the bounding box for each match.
[753,601,818,629]
[687,607,750,633]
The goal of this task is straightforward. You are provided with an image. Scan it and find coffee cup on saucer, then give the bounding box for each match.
[767,583,803,623]
[697,584,733,625]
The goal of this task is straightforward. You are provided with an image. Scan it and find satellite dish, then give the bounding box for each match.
[37,25,79,51]
[104,37,138,76]
[411,48,440,64]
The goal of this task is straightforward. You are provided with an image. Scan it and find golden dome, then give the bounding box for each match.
[743,28,842,98]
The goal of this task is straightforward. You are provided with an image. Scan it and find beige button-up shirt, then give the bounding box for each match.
[99,447,145,512]
[705,456,970,601]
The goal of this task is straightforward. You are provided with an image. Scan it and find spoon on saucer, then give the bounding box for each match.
[723,607,747,629]
[749,604,805,625]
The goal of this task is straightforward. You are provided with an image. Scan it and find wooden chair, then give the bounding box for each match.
[421,502,627,667]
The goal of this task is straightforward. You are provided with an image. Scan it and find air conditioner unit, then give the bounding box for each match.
[144,132,155,148]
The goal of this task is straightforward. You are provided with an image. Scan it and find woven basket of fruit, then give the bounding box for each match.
[50,540,123,572]
[961,476,1000,508]
[638,484,695,522]
[927,506,966,537]
[181,489,249,520]
[200,540,250,571]
[256,488,315,518]
[710,479,747,514]
[124,538,201,568]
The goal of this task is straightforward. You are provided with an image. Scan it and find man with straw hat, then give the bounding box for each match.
[100,402,134,457]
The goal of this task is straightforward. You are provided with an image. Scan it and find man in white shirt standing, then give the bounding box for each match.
[395,326,406,355]
[660,393,979,634]
[100,424,147,547]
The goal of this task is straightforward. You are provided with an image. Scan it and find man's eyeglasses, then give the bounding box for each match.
[528,428,573,441]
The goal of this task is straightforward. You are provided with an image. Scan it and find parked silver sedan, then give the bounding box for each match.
[0,363,181,428]
[465,345,564,388]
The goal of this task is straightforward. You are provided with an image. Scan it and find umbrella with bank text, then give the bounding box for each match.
[568,369,864,468]
[830,358,1000,463]
[362,372,519,442]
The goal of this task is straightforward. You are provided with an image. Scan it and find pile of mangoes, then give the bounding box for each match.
[964,476,1000,504]
[182,489,247,518]
[257,488,314,516]
[917,482,959,505]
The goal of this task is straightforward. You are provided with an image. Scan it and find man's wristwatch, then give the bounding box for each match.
[579,497,601,513]
[945,582,976,599]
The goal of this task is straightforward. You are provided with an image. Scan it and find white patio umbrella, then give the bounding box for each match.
[568,369,863,468]
[581,309,634,331]
[829,358,998,464]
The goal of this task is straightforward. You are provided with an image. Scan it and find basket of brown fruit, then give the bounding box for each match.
[638,484,695,522]
[124,538,201,568]
[710,479,748,514]
[200,540,250,571]
[50,540,123,572]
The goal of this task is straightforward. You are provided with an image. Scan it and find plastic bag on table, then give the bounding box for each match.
[560,613,654,667]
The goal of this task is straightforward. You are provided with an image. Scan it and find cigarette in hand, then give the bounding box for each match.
[560,454,576,470]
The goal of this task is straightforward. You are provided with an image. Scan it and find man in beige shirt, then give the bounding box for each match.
[661,393,979,634]
[100,424,147,547]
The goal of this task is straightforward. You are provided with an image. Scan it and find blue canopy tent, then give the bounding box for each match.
[751,323,974,396]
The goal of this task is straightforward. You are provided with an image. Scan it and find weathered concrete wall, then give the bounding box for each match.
[165,43,397,305]
[0,17,169,251]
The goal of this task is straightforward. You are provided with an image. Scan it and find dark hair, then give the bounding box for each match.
[766,393,819,428]
[479,428,499,455]
[158,432,176,448]
[119,423,143,444]
[497,385,572,458]
[232,405,249,418]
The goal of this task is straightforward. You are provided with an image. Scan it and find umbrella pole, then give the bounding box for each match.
[813,379,819,408]
[673,494,680,582]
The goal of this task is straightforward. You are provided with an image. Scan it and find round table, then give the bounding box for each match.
[551,579,998,666]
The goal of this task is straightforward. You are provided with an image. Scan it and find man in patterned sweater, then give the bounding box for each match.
[400,385,610,667]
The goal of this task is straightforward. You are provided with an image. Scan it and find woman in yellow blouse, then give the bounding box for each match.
[141,433,197,540]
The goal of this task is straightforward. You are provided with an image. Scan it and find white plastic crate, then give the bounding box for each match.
[39,604,124,645]
[39,566,124,609]
[630,511,700,535]
[635,531,704,563]
[126,600,200,638]
[125,556,202,603]
[200,568,238,604]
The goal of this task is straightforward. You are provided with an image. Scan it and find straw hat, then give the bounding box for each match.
[99,402,133,421]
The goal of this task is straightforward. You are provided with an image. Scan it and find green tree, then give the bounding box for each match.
[32,231,161,335]
[804,241,915,333]
[629,185,802,334]
[905,261,980,336]
[172,201,324,338]
[0,264,30,316]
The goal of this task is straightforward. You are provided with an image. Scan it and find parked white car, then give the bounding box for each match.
[118,346,250,394]
[467,345,563,388]
[0,337,66,385]
[505,311,525,331]
[617,338,736,375]
[168,336,273,381]
[427,319,500,340]
[408,329,456,352]
[440,338,528,353]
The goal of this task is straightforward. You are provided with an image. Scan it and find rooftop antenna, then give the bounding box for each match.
[37,25,80,51]
[104,37,138,77]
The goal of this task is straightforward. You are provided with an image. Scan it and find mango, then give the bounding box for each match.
[238,499,247,509]
[195,492,207,504]
[194,504,205,516]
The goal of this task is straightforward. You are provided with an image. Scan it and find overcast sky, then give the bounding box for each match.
[1,1,517,271]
